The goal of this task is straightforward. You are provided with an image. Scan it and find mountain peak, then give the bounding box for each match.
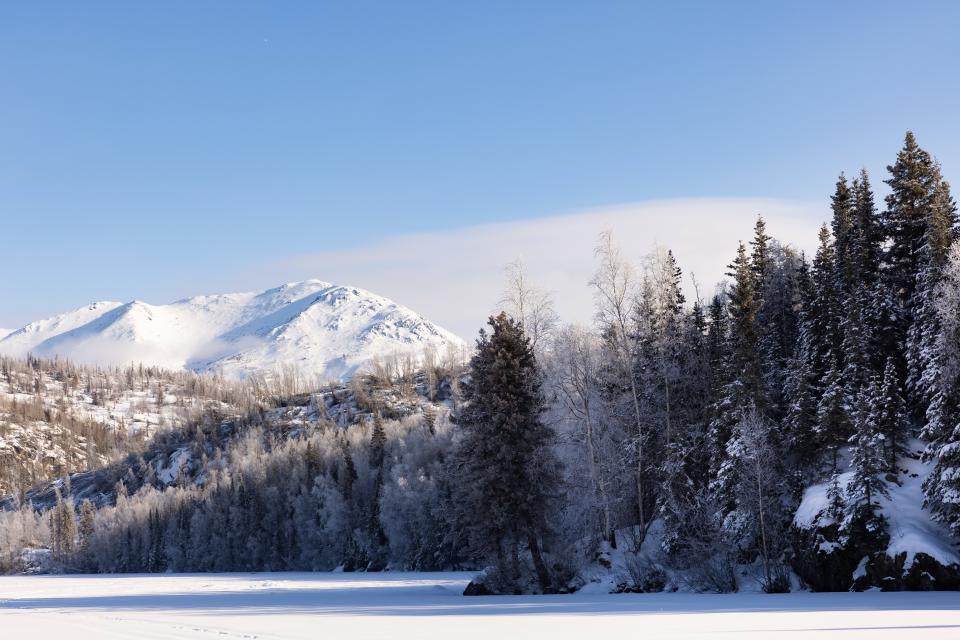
[0,281,467,381]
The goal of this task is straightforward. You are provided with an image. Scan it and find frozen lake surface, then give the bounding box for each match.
[1,572,958,639]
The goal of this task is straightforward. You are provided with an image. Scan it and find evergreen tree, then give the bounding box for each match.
[717,408,787,591]
[782,287,819,490]
[830,174,856,298]
[809,225,839,378]
[816,357,852,472]
[851,169,883,291]
[923,243,960,536]
[840,290,871,402]
[634,248,686,489]
[826,472,845,523]
[875,358,907,473]
[906,179,958,423]
[727,242,763,402]
[453,312,560,592]
[709,244,764,506]
[368,413,389,552]
[884,131,945,311]
[848,381,889,510]
[658,300,714,558]
[705,293,729,404]
[865,280,899,376]
[720,243,764,412]
[51,487,76,563]
[78,499,96,552]
[369,413,386,469]
[338,434,357,503]
[750,216,772,290]
[754,232,802,420]
[883,131,957,420]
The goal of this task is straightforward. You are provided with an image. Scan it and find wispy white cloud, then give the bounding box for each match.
[221,198,826,339]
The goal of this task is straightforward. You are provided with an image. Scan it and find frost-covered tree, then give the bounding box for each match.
[710,243,764,484]
[923,242,960,536]
[884,131,948,312]
[851,170,883,292]
[875,358,907,473]
[848,382,889,511]
[816,357,852,472]
[810,224,840,377]
[50,487,76,563]
[590,231,652,540]
[551,324,615,546]
[499,257,558,354]
[717,408,788,591]
[906,179,958,424]
[782,256,819,481]
[831,174,856,299]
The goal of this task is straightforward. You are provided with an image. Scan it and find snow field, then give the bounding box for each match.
[2,572,959,640]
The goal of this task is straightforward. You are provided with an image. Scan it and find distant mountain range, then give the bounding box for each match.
[0,280,467,381]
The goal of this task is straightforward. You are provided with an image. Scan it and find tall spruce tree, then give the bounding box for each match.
[884,131,943,311]
[831,174,856,299]
[810,225,839,378]
[710,243,766,522]
[710,244,762,470]
[848,381,889,511]
[875,358,907,473]
[817,357,852,472]
[840,290,871,403]
[722,242,764,412]
[750,217,801,420]
[453,312,560,592]
[851,169,883,292]
[750,216,772,289]
[923,243,960,536]
[906,178,958,424]
[883,131,957,421]
[782,258,819,490]
[368,413,389,552]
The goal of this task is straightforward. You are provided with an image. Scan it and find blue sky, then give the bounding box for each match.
[3,2,960,332]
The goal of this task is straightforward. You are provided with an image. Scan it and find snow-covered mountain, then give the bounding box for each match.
[0,280,467,381]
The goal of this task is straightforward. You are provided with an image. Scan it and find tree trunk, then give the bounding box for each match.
[527,532,552,592]
[664,369,672,446]
[755,454,771,589]
[584,403,613,547]
[627,371,647,546]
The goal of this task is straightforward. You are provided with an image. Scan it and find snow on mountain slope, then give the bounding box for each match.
[0,281,467,381]
[1,301,124,354]
[0,329,10,340]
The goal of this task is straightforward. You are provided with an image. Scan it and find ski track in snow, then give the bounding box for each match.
[1,572,959,639]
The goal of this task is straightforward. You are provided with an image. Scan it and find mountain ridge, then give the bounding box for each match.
[0,280,467,381]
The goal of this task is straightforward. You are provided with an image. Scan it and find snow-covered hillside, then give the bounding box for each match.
[794,441,960,572]
[0,281,467,381]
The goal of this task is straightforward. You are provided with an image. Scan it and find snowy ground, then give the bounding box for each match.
[1,573,958,639]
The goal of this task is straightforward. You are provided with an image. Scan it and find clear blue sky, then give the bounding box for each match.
[3,2,960,327]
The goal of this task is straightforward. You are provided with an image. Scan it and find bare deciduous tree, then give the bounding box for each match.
[499,257,558,353]
[589,230,649,543]
[553,324,614,546]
